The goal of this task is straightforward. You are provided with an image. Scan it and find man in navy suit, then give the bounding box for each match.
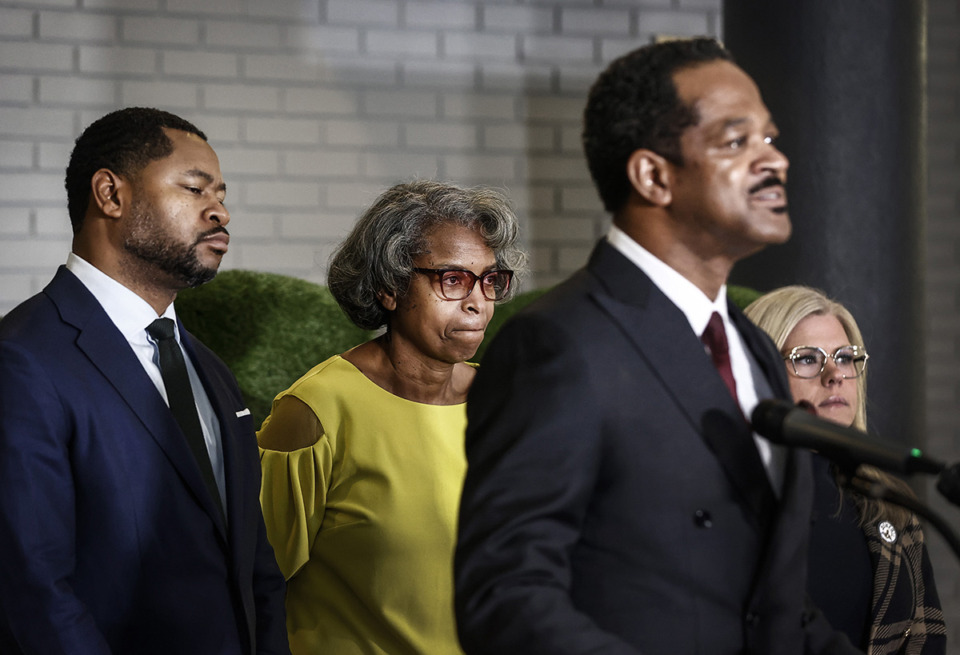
[0,108,289,654]
[455,39,861,654]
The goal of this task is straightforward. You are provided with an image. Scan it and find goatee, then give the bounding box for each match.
[123,199,223,289]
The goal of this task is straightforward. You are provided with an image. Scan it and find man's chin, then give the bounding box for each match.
[767,227,792,246]
[168,260,219,289]
[759,211,792,245]
[183,251,225,287]
[184,267,219,288]
[735,226,791,261]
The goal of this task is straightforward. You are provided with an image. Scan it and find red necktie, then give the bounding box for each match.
[701,312,739,403]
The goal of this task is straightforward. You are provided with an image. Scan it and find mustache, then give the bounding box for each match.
[748,176,786,194]
[194,226,229,245]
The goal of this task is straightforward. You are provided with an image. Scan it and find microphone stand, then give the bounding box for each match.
[834,463,960,563]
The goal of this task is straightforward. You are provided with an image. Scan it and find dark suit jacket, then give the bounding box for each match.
[0,267,289,654]
[455,240,859,655]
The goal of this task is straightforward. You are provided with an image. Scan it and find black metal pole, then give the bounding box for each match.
[723,1,926,448]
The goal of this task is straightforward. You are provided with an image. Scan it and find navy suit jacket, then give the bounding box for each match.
[455,241,860,654]
[0,267,289,654]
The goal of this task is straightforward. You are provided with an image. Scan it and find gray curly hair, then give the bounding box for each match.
[328,180,527,331]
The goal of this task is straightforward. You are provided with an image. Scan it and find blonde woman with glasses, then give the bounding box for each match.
[745,285,945,654]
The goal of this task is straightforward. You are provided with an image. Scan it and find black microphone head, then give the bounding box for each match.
[937,463,960,504]
[752,397,944,476]
[795,399,817,415]
[750,398,796,441]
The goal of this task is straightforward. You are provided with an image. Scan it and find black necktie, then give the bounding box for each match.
[146,318,223,516]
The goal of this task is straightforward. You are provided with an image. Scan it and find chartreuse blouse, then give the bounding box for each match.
[258,355,467,655]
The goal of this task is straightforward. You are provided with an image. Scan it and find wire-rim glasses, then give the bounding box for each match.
[782,344,869,379]
[413,268,513,302]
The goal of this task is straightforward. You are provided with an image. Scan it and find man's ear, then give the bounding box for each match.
[378,290,397,312]
[90,168,127,219]
[626,149,672,207]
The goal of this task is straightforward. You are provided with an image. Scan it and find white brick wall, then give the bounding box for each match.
[327,0,400,27]
[406,3,476,31]
[39,11,119,41]
[79,45,157,74]
[0,42,74,71]
[1,0,724,312]
[0,8,33,37]
[483,5,553,33]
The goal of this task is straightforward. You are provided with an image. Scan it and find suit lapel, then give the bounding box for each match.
[183,330,259,646]
[585,242,777,527]
[46,268,228,539]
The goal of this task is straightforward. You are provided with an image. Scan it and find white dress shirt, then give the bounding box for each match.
[606,226,783,493]
[66,253,227,511]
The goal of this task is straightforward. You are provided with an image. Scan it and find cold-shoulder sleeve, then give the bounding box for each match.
[258,394,333,581]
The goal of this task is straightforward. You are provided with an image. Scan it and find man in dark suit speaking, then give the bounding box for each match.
[0,108,289,654]
[455,39,860,654]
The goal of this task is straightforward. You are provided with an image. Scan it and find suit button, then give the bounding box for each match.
[693,509,713,528]
[746,612,760,626]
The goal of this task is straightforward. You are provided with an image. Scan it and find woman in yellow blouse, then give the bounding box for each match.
[257,180,526,654]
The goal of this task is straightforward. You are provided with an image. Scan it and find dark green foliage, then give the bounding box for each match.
[727,284,763,311]
[177,270,371,427]
[175,270,551,424]
[175,269,757,426]
[474,287,550,361]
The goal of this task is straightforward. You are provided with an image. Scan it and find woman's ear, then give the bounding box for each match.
[90,168,127,219]
[626,149,672,207]
[377,290,398,312]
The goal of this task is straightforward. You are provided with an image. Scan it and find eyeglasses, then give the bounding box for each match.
[413,268,513,301]
[782,345,869,379]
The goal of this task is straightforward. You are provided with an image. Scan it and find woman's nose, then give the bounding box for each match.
[821,358,843,384]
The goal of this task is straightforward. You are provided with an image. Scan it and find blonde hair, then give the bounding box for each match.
[744,285,868,430]
[745,285,912,529]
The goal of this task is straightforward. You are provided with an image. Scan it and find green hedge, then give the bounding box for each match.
[177,270,547,426]
[177,270,759,426]
[177,270,370,426]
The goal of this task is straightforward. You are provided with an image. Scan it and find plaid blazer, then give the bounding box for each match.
[865,513,946,655]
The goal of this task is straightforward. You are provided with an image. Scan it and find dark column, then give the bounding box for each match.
[723,2,926,446]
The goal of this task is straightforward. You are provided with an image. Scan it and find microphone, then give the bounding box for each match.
[936,463,960,507]
[751,399,944,476]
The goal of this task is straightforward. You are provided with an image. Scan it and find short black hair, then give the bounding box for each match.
[65,107,207,233]
[582,38,734,214]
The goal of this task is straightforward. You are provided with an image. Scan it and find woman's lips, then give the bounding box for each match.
[818,396,849,409]
[453,328,486,337]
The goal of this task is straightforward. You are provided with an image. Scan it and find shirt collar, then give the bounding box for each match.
[66,253,178,342]
[606,225,728,337]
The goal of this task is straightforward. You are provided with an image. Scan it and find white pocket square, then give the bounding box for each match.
[235,408,251,418]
